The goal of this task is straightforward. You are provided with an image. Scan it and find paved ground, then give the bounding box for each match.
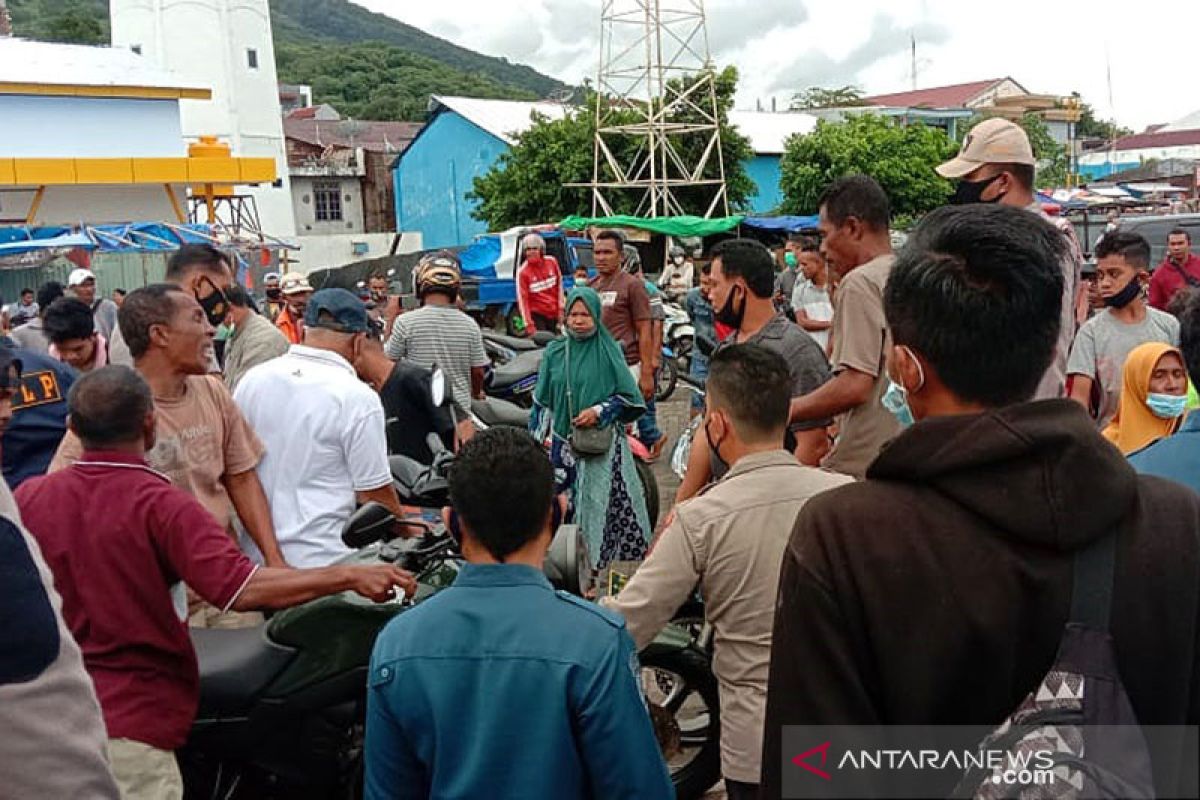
[648,391,693,522]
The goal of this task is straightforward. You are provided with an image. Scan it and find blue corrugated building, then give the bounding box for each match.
[392,97,820,249]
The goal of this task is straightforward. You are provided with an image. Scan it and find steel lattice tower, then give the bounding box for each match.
[583,0,729,218]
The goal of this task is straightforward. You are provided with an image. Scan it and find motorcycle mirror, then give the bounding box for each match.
[544,524,593,597]
[342,502,397,549]
[430,367,447,408]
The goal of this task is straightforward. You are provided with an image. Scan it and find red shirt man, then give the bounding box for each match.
[16,365,413,795]
[1149,229,1200,310]
[516,233,563,334]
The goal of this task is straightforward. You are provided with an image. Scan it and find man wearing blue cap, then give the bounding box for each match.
[234,288,411,567]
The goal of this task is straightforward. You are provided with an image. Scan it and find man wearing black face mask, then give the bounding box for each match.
[1067,232,1180,428]
[674,239,831,503]
[108,244,232,374]
[937,118,1084,400]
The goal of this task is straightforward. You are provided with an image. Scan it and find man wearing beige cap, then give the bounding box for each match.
[275,272,314,345]
[937,117,1083,400]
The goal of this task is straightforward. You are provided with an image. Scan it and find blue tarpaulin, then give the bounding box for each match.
[0,223,213,257]
[742,215,820,233]
[458,235,502,279]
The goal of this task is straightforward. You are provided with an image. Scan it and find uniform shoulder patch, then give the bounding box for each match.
[554,590,624,629]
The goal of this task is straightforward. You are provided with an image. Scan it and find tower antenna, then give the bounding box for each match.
[577,0,728,218]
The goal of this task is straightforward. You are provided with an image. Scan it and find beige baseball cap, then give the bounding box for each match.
[936,118,1035,179]
[280,272,314,296]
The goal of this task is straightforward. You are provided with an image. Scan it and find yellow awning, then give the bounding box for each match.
[0,156,276,187]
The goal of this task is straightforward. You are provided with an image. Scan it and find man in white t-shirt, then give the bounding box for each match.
[234,289,410,567]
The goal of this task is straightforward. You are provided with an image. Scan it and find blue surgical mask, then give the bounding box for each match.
[1146,392,1188,420]
[881,378,916,428]
[880,345,926,429]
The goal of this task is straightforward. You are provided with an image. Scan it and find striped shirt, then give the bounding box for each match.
[385,304,489,415]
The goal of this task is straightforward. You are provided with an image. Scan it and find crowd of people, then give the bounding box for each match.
[1,115,1200,800]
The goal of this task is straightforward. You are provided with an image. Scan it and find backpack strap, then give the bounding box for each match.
[1069,530,1117,631]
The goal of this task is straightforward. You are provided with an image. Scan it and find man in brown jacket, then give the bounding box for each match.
[762,205,1200,798]
[603,343,849,800]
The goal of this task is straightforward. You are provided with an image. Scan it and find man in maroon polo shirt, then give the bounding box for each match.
[1149,228,1200,310]
[16,366,416,799]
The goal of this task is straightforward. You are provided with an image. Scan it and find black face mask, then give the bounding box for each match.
[1104,275,1143,309]
[266,287,282,301]
[950,173,1006,205]
[705,417,730,478]
[714,285,746,328]
[195,276,229,328]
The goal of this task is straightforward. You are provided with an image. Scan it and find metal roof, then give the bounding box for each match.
[0,38,208,95]
[728,110,818,155]
[431,95,572,145]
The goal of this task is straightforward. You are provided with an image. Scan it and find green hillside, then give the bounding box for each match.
[7,0,568,120]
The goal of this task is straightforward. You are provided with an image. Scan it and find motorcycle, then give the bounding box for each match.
[480,330,553,407]
[180,507,598,799]
[656,343,679,403]
[664,302,694,375]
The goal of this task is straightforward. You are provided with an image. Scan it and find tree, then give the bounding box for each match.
[469,66,756,229]
[789,86,866,111]
[779,114,959,218]
[274,41,538,122]
[1015,114,1070,189]
[1074,100,1132,142]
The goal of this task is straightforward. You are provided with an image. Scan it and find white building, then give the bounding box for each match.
[0,38,273,226]
[111,0,295,237]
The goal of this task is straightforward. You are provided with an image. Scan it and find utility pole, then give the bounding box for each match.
[578,0,728,219]
[911,35,917,91]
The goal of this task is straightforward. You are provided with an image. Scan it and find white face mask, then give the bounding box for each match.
[673,256,685,265]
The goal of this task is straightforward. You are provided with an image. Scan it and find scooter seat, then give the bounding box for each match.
[471,397,532,428]
[192,626,296,717]
[483,331,540,351]
[489,351,542,392]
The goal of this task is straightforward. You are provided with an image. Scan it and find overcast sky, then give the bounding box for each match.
[356,0,1197,131]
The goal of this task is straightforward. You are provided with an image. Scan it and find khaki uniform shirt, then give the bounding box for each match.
[602,450,852,782]
[822,254,900,479]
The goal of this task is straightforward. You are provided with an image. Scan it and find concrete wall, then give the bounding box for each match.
[291,175,365,235]
[394,111,508,249]
[112,0,296,237]
[744,154,784,214]
[1,185,182,225]
[0,95,184,157]
[291,232,422,274]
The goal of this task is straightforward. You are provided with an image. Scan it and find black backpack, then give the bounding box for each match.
[953,532,1155,799]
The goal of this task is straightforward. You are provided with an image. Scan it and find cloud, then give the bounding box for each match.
[705,0,810,55]
[764,14,949,95]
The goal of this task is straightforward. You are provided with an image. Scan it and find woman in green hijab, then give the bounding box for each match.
[531,287,652,568]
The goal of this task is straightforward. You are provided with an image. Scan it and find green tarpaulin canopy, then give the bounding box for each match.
[558,214,745,237]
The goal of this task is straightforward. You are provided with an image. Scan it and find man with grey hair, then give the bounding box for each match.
[516,231,564,335]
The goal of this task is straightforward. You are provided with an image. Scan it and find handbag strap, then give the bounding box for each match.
[1169,261,1200,289]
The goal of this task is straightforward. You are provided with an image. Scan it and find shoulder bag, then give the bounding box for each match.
[565,340,614,456]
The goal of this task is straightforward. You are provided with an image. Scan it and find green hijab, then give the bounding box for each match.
[534,287,645,439]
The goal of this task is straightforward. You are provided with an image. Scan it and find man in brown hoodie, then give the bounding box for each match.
[762,205,1200,798]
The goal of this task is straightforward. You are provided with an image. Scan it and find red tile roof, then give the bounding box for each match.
[283,118,424,154]
[862,79,1008,109]
[1111,128,1200,151]
[287,106,321,120]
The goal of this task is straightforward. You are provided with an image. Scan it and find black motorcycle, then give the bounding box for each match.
[182,505,720,799]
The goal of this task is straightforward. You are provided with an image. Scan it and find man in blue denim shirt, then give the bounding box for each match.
[1129,292,1200,493]
[365,427,673,800]
[685,264,717,417]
